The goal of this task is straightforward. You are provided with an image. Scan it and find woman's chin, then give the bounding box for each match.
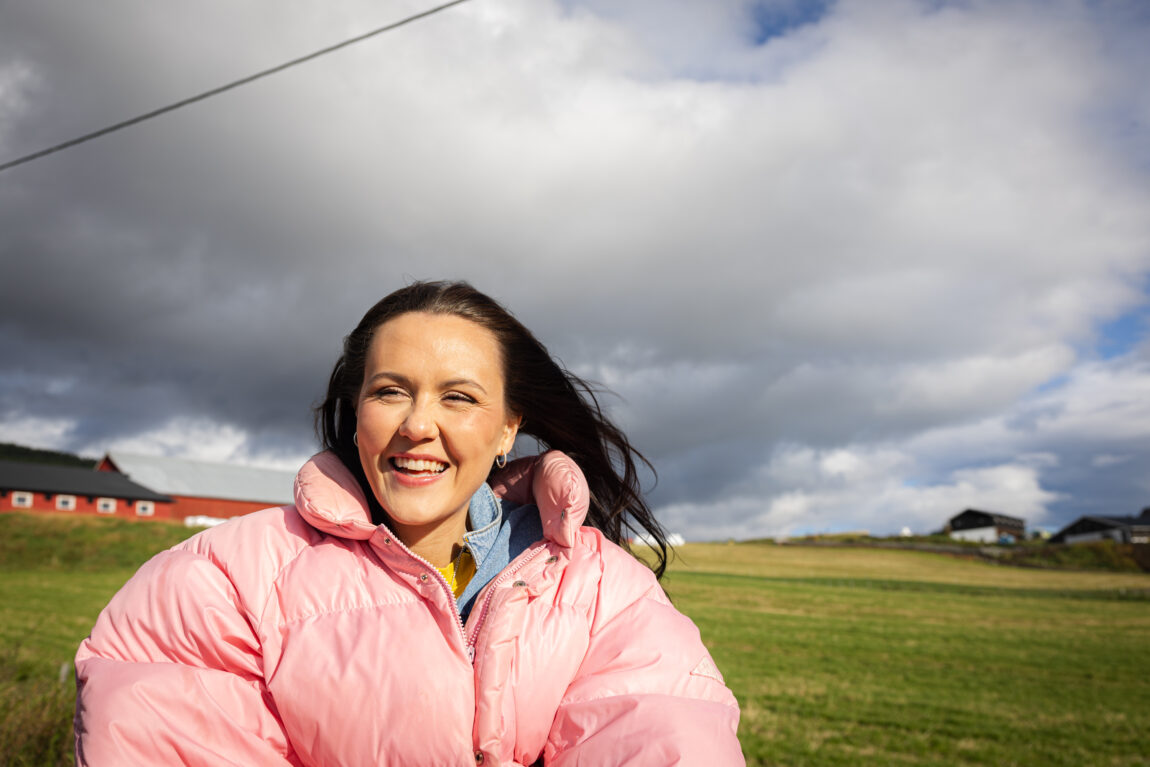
[377,486,465,533]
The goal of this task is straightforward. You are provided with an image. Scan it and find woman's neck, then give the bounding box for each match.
[389,511,469,567]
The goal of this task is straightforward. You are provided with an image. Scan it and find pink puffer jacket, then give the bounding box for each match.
[74,451,743,766]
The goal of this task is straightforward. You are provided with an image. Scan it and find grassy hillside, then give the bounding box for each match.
[668,542,1150,766]
[1,513,198,766]
[3,514,1149,766]
[0,512,199,573]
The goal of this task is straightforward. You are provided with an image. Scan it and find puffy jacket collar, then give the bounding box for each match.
[527,451,590,548]
[293,450,590,546]
[293,451,377,540]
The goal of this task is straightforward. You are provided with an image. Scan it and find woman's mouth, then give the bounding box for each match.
[390,456,448,477]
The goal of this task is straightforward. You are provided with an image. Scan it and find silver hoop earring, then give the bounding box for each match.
[353,432,359,447]
[495,453,507,469]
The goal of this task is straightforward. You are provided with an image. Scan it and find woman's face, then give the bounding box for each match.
[356,311,520,543]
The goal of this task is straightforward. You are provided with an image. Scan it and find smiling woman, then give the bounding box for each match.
[73,281,744,766]
[354,313,521,564]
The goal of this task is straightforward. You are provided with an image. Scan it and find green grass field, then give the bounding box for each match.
[667,543,1150,767]
[0,513,198,767]
[3,513,1149,766]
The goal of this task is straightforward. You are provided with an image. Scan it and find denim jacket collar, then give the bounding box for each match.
[458,483,542,619]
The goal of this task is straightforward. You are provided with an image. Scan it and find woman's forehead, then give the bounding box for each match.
[366,312,503,380]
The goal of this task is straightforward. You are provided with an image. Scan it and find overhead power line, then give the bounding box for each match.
[0,0,471,174]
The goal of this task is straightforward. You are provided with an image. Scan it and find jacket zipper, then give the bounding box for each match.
[464,544,548,661]
[379,533,550,665]
[377,532,471,661]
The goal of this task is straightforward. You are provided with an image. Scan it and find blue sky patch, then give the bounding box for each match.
[1096,283,1150,359]
[1034,373,1071,395]
[750,0,835,45]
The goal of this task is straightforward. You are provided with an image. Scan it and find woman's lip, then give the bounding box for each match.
[391,452,448,463]
[389,467,445,487]
[387,454,449,487]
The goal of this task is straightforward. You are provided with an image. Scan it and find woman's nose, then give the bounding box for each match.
[399,401,437,440]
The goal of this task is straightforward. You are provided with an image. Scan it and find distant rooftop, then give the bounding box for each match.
[950,508,1026,527]
[0,460,172,502]
[102,451,297,505]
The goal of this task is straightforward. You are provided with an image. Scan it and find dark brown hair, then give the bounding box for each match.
[315,281,670,577]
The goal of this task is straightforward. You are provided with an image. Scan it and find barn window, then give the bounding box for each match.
[136,500,155,517]
[12,491,33,508]
[96,497,117,514]
[56,495,77,511]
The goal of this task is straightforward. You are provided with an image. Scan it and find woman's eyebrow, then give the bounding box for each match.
[363,371,411,388]
[441,378,488,395]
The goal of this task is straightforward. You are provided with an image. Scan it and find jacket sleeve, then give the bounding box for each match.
[74,546,299,765]
[543,549,745,766]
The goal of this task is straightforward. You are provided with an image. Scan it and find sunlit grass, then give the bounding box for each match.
[669,540,1150,590]
[3,516,1149,766]
[0,513,198,766]
[670,543,1150,767]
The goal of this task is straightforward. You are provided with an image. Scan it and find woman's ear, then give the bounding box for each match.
[499,414,522,456]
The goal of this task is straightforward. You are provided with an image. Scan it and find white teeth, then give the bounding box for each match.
[393,457,447,473]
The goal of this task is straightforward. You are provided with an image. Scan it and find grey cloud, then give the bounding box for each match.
[1,0,1148,537]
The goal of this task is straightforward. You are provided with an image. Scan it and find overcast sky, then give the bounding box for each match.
[2,0,1148,540]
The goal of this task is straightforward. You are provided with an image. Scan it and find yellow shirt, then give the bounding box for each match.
[435,547,476,600]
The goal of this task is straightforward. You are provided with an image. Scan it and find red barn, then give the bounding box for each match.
[0,459,174,518]
[97,451,297,521]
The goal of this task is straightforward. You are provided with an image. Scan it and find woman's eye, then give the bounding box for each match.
[444,392,476,405]
[374,387,406,400]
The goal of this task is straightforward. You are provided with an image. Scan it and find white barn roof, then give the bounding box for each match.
[104,451,297,505]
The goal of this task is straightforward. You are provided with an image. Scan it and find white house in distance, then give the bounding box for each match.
[1050,508,1150,545]
[946,509,1026,544]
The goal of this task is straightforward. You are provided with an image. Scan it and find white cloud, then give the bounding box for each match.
[662,445,1061,541]
[79,417,307,471]
[880,347,1077,419]
[1092,453,1132,468]
[0,59,39,150]
[0,414,76,452]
